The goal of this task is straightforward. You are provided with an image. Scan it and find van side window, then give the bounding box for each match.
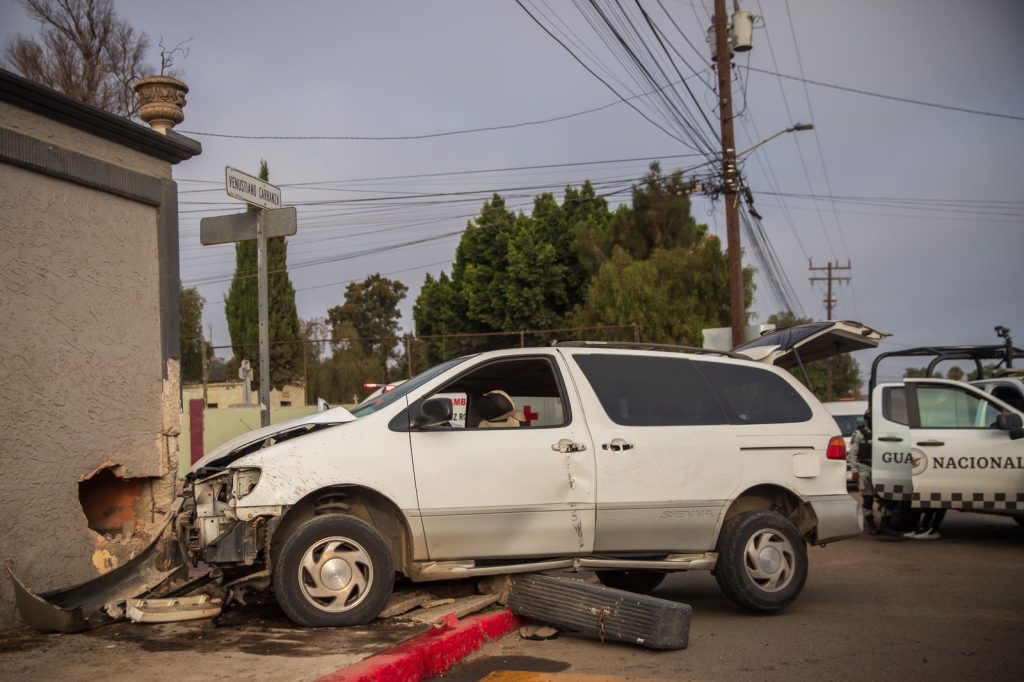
[883,387,909,425]
[572,354,727,426]
[917,385,1003,429]
[433,357,567,428]
[695,362,812,424]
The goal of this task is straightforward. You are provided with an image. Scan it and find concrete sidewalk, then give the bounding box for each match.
[0,591,519,682]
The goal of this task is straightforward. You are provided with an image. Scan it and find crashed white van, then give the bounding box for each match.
[11,323,883,630]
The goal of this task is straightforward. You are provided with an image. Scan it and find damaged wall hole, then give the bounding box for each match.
[78,465,158,537]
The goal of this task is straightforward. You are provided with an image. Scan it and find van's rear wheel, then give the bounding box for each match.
[714,510,807,613]
[596,570,665,594]
[273,514,393,627]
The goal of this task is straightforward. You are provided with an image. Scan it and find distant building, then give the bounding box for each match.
[183,381,309,409]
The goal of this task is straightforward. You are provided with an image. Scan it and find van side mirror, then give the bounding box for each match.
[415,397,453,429]
[995,412,1024,440]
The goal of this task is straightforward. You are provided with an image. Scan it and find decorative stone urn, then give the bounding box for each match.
[133,75,188,133]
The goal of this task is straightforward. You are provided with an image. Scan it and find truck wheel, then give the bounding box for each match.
[714,510,807,613]
[596,570,665,594]
[273,514,393,627]
[1014,514,1024,527]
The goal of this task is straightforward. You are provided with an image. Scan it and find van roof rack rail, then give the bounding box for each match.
[556,340,745,359]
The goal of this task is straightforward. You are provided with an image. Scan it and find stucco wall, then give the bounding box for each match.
[0,131,178,628]
[0,102,169,180]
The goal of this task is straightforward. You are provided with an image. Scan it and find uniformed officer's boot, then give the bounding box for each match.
[863,511,878,534]
[876,513,902,538]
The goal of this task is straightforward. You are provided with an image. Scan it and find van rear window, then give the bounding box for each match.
[694,362,813,425]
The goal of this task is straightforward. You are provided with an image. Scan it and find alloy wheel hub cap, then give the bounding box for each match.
[320,558,353,591]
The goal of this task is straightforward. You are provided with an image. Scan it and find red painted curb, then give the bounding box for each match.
[317,609,521,682]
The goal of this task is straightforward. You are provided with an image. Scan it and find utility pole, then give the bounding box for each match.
[809,260,852,400]
[713,0,744,346]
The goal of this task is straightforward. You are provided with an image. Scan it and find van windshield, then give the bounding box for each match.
[349,356,471,418]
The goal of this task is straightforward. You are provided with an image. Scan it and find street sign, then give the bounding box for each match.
[202,172,296,428]
[225,166,282,210]
[200,206,297,245]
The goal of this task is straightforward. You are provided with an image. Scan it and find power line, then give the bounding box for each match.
[514,0,693,146]
[741,64,1024,123]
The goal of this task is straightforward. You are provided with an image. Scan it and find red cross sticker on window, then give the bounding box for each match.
[523,405,539,426]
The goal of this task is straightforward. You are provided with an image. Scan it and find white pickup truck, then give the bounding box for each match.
[868,344,1024,526]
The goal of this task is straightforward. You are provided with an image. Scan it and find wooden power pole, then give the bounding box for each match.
[809,260,852,400]
[713,0,744,347]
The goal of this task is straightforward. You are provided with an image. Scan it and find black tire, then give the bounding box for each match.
[1014,515,1024,527]
[273,514,394,627]
[714,510,808,613]
[596,570,666,594]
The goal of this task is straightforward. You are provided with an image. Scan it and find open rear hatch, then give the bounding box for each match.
[732,320,887,368]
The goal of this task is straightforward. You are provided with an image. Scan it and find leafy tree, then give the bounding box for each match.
[575,163,704,271]
[179,285,209,383]
[413,162,752,362]
[572,238,750,345]
[327,274,408,380]
[414,271,470,363]
[768,312,861,400]
[414,188,602,363]
[946,366,965,382]
[224,160,303,390]
[4,0,151,117]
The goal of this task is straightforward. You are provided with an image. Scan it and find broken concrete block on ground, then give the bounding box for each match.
[507,573,692,650]
[126,595,222,623]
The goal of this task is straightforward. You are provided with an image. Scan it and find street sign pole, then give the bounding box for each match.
[256,210,272,427]
[202,167,293,429]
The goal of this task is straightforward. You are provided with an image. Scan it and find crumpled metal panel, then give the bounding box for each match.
[5,498,185,633]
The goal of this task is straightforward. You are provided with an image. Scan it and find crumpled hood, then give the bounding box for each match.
[189,406,356,473]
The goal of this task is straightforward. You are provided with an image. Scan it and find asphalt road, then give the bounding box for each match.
[439,512,1024,681]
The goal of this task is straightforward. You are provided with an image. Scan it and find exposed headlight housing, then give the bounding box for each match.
[231,467,262,503]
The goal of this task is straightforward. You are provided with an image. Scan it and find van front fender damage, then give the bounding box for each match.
[5,498,185,633]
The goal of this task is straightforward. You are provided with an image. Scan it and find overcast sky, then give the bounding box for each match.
[3,0,1022,382]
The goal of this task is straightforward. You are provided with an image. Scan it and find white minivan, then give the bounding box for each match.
[823,400,868,491]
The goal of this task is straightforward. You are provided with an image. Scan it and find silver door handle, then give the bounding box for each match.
[551,439,587,453]
[602,438,634,452]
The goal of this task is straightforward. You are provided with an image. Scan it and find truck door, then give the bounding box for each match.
[904,380,1024,511]
[871,383,915,505]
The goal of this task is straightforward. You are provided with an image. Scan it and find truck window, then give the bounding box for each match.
[883,387,909,425]
[917,385,1003,429]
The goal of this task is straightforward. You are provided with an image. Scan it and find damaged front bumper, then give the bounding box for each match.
[8,467,287,633]
[6,498,185,633]
[179,466,281,567]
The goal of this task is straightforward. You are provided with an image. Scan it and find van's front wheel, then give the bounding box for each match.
[273,514,394,627]
[714,510,807,613]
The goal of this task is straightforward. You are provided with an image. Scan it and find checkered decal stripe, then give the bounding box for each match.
[874,485,1023,510]
[874,483,912,501]
[912,491,1024,511]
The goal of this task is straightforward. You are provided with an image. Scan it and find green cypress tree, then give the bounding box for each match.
[224,160,303,389]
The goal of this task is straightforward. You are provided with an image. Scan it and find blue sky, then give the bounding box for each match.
[3,0,1022,381]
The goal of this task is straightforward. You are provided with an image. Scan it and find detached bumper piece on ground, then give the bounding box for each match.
[507,573,691,650]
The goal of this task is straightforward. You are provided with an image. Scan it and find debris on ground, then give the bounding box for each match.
[125,595,223,624]
[506,573,692,650]
[518,624,560,640]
